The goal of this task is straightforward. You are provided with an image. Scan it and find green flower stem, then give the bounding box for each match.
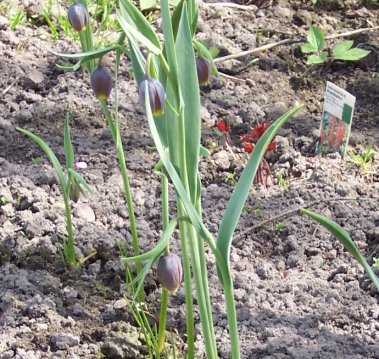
[99,99,143,301]
[63,191,76,268]
[157,173,170,352]
[157,288,169,352]
[177,202,195,359]
[195,201,217,348]
[177,108,217,358]
[78,0,95,73]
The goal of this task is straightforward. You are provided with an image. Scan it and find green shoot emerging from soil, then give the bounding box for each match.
[17,114,91,269]
[348,144,377,177]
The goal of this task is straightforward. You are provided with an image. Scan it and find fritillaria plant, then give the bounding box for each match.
[50,0,304,357]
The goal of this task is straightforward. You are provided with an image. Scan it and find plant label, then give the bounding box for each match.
[317,81,356,156]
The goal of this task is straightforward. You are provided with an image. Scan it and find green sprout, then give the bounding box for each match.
[0,196,10,205]
[348,144,377,176]
[301,26,370,65]
[225,171,237,184]
[277,173,290,190]
[32,156,43,165]
[274,221,286,233]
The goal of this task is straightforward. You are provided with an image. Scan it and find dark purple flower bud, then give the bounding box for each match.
[138,77,165,117]
[90,65,113,100]
[69,183,80,203]
[68,3,88,32]
[157,253,183,294]
[196,57,211,85]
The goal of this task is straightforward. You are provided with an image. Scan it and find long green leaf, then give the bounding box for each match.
[143,80,231,288]
[216,104,304,284]
[160,0,179,88]
[301,208,379,293]
[122,219,177,264]
[50,44,120,59]
[119,0,161,49]
[127,38,146,85]
[64,113,74,170]
[176,6,201,204]
[171,0,198,38]
[118,15,161,56]
[77,0,95,72]
[127,256,158,300]
[143,81,206,241]
[17,128,67,193]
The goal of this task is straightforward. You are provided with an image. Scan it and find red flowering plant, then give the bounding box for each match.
[240,121,276,188]
[215,120,231,145]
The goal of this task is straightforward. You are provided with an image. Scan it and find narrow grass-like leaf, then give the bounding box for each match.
[122,219,177,264]
[77,0,95,72]
[17,128,67,192]
[64,113,74,170]
[216,104,304,284]
[171,0,197,38]
[301,208,379,292]
[50,44,120,59]
[127,257,158,300]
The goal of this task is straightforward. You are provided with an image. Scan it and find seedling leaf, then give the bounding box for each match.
[301,42,317,54]
[333,41,370,61]
[307,53,327,65]
[307,26,324,52]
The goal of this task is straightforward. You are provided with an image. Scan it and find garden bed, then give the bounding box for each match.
[0,0,378,358]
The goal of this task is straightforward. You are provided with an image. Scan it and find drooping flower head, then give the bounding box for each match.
[196,57,211,86]
[68,3,88,32]
[90,63,113,100]
[157,253,183,294]
[138,77,165,117]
